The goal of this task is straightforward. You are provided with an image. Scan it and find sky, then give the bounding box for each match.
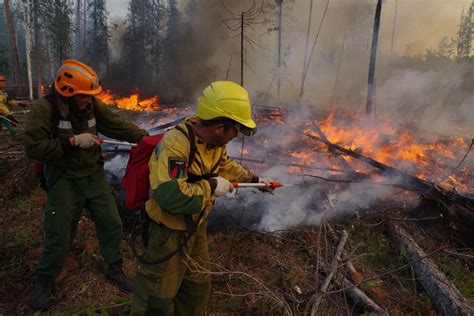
[106,0,469,55]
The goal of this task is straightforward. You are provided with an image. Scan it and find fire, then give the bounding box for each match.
[300,111,472,193]
[98,90,159,111]
[248,109,471,194]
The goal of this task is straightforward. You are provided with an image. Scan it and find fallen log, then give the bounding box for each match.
[387,220,474,316]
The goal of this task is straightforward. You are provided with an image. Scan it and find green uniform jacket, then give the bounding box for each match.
[24,92,146,179]
[146,116,256,230]
[0,90,18,116]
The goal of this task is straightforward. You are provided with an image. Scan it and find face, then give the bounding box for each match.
[70,94,93,110]
[0,81,5,89]
[211,124,239,146]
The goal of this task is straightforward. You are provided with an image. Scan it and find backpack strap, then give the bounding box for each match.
[132,123,211,265]
[44,94,60,137]
[175,123,197,167]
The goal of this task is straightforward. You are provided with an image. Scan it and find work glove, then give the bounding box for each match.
[210,176,235,197]
[73,133,99,149]
[258,177,275,195]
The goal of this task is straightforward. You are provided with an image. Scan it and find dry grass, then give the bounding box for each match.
[0,121,472,314]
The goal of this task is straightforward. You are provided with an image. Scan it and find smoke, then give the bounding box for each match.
[105,0,472,138]
[103,0,471,232]
[377,62,474,138]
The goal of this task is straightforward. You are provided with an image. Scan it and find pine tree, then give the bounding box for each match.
[0,5,10,75]
[149,0,165,84]
[121,0,164,92]
[456,2,473,62]
[86,0,109,75]
[122,0,151,88]
[40,0,74,66]
[4,0,22,83]
[161,0,182,97]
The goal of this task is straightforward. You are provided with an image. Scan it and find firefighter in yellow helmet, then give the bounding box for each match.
[24,60,147,311]
[131,81,272,315]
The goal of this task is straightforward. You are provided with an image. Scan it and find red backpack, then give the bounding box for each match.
[122,123,196,210]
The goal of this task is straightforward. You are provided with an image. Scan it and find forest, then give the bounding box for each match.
[1,0,473,314]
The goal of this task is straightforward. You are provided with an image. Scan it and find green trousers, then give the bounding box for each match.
[36,170,123,277]
[131,220,211,316]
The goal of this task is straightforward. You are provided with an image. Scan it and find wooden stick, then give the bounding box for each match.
[325,222,360,281]
[309,230,349,315]
[336,275,386,314]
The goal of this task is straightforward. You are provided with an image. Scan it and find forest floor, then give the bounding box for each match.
[1,110,473,315]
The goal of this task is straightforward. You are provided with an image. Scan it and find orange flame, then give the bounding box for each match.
[98,90,159,111]
[299,111,472,193]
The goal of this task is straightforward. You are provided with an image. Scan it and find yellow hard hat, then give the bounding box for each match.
[196,81,256,135]
[54,59,102,97]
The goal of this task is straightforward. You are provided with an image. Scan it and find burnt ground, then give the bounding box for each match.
[1,113,473,315]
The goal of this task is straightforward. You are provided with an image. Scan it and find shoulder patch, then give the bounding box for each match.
[168,156,187,179]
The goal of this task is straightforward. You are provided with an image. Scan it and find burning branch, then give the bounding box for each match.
[303,132,474,210]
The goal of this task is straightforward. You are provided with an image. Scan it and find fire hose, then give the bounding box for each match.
[231,182,294,189]
[96,138,137,147]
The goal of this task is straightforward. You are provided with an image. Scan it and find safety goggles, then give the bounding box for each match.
[234,123,257,137]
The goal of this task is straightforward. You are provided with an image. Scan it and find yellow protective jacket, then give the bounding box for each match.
[146,116,256,230]
[0,90,18,116]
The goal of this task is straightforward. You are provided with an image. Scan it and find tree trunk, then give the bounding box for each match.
[390,0,398,56]
[388,221,474,316]
[4,0,22,84]
[76,0,82,58]
[24,0,33,100]
[366,0,382,117]
[299,0,313,103]
[276,0,282,102]
[33,0,42,97]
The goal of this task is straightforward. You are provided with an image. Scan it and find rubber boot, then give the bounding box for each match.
[105,260,132,293]
[30,275,53,311]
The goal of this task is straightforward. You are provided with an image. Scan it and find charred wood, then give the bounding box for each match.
[304,133,474,211]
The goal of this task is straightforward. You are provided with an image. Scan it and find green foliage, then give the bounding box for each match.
[86,0,109,75]
[435,252,474,304]
[456,3,473,61]
[120,0,165,89]
[40,0,74,64]
[351,226,388,266]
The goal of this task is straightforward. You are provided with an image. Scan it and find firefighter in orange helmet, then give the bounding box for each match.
[24,59,147,311]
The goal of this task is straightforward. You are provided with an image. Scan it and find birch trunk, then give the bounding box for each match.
[24,0,34,100]
[4,0,22,84]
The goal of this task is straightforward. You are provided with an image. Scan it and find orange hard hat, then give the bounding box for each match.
[54,59,102,97]
[0,75,5,81]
